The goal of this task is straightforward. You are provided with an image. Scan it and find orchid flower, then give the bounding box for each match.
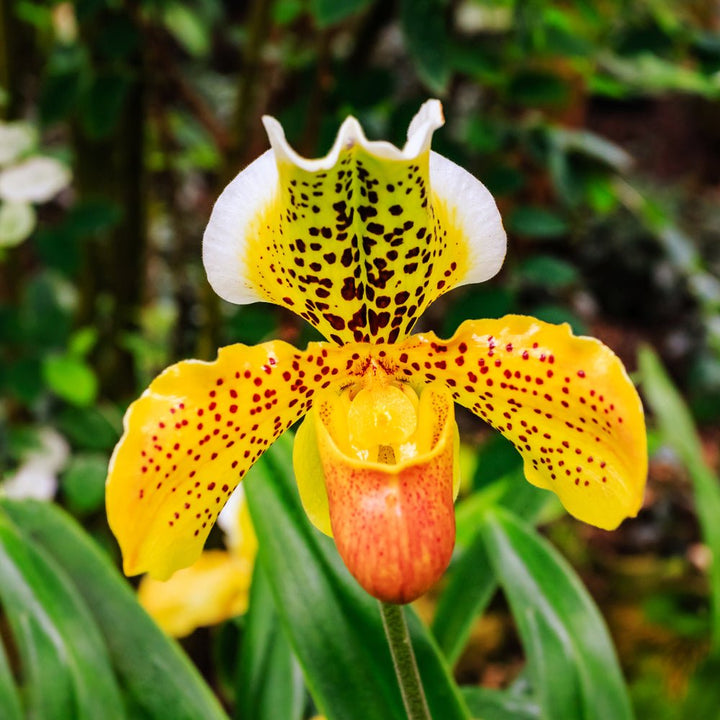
[138,488,256,638]
[106,100,647,604]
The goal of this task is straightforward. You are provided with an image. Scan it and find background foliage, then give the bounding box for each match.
[1,0,720,718]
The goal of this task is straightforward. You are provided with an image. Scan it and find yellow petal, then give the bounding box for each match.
[138,550,252,638]
[387,316,647,529]
[307,384,458,603]
[293,408,333,537]
[203,100,506,344]
[106,340,356,580]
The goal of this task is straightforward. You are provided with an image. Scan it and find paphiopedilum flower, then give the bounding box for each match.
[106,100,647,604]
[138,488,256,638]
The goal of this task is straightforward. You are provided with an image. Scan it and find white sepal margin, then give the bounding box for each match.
[202,99,505,306]
[429,151,507,285]
[203,149,279,305]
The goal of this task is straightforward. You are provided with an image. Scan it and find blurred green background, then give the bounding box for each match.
[2,0,720,717]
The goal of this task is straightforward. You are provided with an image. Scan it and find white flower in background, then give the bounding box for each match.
[0,202,36,248]
[0,156,71,203]
[217,485,252,552]
[0,122,36,166]
[2,428,70,501]
[0,120,72,248]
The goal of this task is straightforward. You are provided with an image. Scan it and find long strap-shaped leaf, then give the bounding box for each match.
[638,346,720,653]
[0,499,228,720]
[481,509,634,720]
[433,464,548,665]
[236,562,306,720]
[0,638,22,720]
[0,510,123,720]
[244,432,470,720]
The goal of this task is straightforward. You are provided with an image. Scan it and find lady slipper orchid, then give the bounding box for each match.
[138,488,256,637]
[106,100,647,604]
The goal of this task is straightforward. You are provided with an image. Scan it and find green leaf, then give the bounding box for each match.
[163,3,212,57]
[681,654,720,718]
[639,346,720,652]
[237,563,306,720]
[80,71,131,139]
[244,433,470,720]
[61,453,108,515]
[508,70,569,106]
[516,255,579,289]
[431,529,495,666]
[400,0,451,93]
[309,0,374,27]
[0,627,24,720]
[0,500,229,720]
[461,686,540,720]
[434,466,548,665]
[598,52,720,98]
[68,327,98,358]
[549,127,632,170]
[481,510,634,720]
[0,510,124,720]
[508,206,569,238]
[530,304,587,335]
[56,404,121,450]
[42,354,98,406]
[273,0,304,25]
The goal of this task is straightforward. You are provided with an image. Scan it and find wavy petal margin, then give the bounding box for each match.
[106,340,356,579]
[387,316,647,529]
[203,100,506,344]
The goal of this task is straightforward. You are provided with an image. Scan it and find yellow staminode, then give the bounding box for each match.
[107,100,647,604]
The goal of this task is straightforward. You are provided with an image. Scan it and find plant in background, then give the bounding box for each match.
[1,427,68,501]
[0,120,71,249]
[106,100,647,715]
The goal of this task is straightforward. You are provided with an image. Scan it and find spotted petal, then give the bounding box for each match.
[203,99,506,345]
[106,340,356,580]
[386,316,647,529]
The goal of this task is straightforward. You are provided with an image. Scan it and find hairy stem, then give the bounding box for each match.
[378,601,432,720]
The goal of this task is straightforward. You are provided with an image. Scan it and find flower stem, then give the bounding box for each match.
[378,601,432,720]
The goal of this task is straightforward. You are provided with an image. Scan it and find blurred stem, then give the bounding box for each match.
[378,601,431,720]
[196,0,274,357]
[75,4,147,399]
[297,30,330,156]
[227,0,275,175]
[0,0,26,310]
[0,0,17,119]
